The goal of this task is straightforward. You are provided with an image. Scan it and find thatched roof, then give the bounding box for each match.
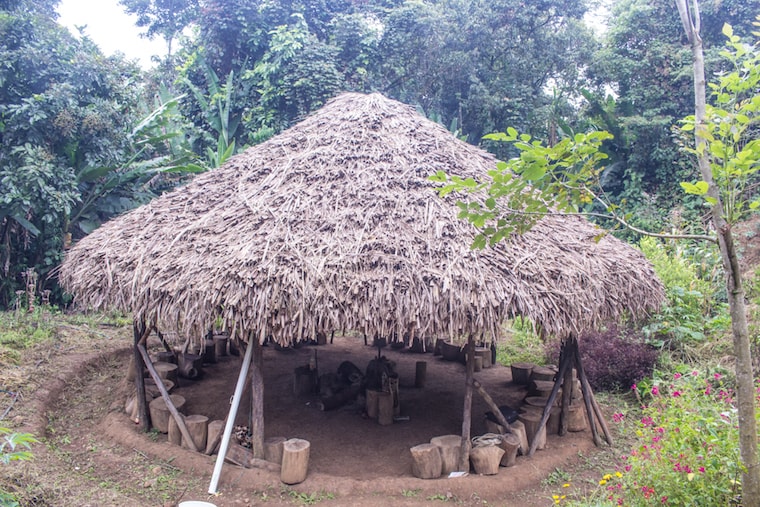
[59,92,663,346]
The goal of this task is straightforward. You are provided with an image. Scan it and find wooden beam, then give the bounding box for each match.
[570,339,602,446]
[137,342,198,452]
[573,343,613,445]
[132,322,150,432]
[471,379,511,432]
[527,342,570,456]
[250,339,265,459]
[458,335,475,472]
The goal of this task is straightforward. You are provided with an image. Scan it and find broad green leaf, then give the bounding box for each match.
[680,181,709,195]
[522,164,547,181]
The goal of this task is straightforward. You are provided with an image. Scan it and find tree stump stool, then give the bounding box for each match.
[474,347,491,368]
[366,389,380,419]
[153,362,178,384]
[204,339,216,364]
[168,414,184,445]
[156,351,176,364]
[567,404,587,432]
[510,420,530,455]
[144,379,174,398]
[213,334,229,357]
[430,435,462,475]
[530,366,557,382]
[510,362,534,385]
[281,438,310,485]
[415,361,427,388]
[182,414,209,451]
[517,412,546,450]
[410,443,442,479]
[528,380,560,398]
[265,436,287,464]
[149,394,186,433]
[498,433,521,467]
[125,392,152,424]
[469,445,504,475]
[205,419,224,454]
[377,391,394,425]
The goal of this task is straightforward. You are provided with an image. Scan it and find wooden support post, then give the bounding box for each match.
[133,322,150,432]
[458,335,475,472]
[250,339,265,459]
[569,340,601,445]
[573,343,613,445]
[472,379,512,432]
[559,342,573,437]
[527,341,570,456]
[137,342,198,451]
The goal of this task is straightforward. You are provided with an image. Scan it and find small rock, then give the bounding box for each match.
[11,415,24,425]
[151,465,162,475]
[143,478,157,488]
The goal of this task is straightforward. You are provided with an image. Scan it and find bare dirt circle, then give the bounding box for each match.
[21,329,604,506]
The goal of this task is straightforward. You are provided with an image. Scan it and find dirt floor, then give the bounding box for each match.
[4,325,615,506]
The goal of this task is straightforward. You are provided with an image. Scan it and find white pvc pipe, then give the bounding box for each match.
[208,339,254,494]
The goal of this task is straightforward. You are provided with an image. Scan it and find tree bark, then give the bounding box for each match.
[132,322,150,432]
[675,1,760,503]
[458,335,475,472]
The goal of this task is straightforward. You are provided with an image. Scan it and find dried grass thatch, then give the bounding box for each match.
[59,93,663,347]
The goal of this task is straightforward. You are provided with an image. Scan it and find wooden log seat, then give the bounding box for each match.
[430,435,462,475]
[410,443,443,479]
[280,438,311,485]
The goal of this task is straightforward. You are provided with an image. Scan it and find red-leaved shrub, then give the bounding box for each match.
[546,326,659,392]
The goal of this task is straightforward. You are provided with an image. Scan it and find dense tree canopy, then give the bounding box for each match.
[2,0,760,306]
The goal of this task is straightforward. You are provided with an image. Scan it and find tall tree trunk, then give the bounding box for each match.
[676,1,760,503]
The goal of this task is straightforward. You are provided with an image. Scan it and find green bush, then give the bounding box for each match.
[496,317,547,366]
[639,237,727,347]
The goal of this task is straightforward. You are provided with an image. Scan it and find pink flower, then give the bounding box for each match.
[699,467,705,473]
[692,370,699,376]
[651,385,660,396]
[674,373,682,379]
[631,383,638,391]
[661,496,668,504]
[613,412,625,422]
[672,391,681,397]
[714,373,723,380]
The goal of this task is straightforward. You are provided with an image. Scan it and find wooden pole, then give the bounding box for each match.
[573,343,613,445]
[137,342,198,452]
[559,341,573,436]
[458,335,475,472]
[472,379,511,431]
[527,341,570,456]
[250,339,265,459]
[571,339,602,446]
[132,322,150,432]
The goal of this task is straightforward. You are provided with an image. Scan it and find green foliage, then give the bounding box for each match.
[496,318,547,366]
[430,128,613,246]
[639,237,727,347]
[1,426,37,506]
[0,310,57,364]
[574,369,744,506]
[680,22,760,224]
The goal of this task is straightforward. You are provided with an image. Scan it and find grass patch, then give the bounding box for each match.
[496,317,547,366]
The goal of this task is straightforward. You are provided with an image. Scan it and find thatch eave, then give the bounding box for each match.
[59,92,664,348]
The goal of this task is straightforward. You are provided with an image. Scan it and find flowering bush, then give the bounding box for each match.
[579,368,746,506]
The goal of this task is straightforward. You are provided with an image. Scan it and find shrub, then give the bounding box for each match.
[639,237,726,347]
[546,326,659,392]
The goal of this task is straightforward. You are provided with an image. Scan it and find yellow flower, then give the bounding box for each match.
[562,483,571,488]
[688,472,695,481]
[615,471,623,478]
[603,473,613,480]
[599,479,607,485]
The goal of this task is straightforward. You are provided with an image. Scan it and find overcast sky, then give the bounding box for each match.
[57,0,165,68]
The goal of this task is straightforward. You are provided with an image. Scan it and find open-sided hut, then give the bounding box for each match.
[59,92,663,483]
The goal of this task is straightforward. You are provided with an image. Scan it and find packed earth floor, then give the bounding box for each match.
[5,325,612,506]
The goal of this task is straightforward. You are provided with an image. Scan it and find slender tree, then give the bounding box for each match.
[675,0,759,502]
